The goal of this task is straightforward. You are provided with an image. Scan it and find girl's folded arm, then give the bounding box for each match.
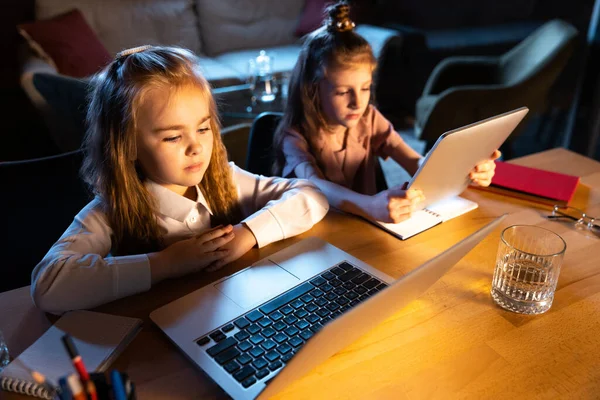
[232,163,330,248]
[293,161,374,221]
[31,200,151,314]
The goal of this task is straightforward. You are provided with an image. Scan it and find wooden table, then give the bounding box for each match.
[2,148,600,399]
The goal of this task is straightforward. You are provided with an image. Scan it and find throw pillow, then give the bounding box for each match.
[18,9,112,78]
[295,0,333,37]
[195,0,304,56]
[35,0,203,56]
[32,73,91,151]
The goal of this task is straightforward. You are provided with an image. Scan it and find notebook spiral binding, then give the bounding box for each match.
[1,376,53,399]
[423,208,442,218]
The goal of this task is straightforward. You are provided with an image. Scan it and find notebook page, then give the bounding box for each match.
[426,196,478,222]
[374,210,442,240]
[0,310,141,388]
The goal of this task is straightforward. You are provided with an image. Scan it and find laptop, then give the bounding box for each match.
[150,215,506,399]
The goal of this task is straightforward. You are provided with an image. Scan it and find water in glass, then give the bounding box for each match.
[491,225,566,314]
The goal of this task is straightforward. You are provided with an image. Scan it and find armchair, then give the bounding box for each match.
[414,19,578,156]
[246,112,283,176]
[0,150,91,292]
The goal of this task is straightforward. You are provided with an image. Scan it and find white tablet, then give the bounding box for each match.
[408,107,529,209]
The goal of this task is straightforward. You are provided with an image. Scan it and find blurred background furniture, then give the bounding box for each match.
[17,0,399,153]
[412,19,578,157]
[4,0,598,164]
[0,149,91,292]
[213,83,287,128]
[21,72,90,152]
[220,122,252,167]
[246,112,283,176]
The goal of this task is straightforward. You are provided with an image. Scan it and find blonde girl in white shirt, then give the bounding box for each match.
[32,46,329,314]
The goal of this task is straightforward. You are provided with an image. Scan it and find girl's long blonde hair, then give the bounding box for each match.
[272,1,377,175]
[82,46,241,255]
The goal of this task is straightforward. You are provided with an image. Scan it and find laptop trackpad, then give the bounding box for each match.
[214,261,300,308]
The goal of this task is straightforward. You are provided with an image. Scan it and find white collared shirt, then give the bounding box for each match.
[31,163,329,314]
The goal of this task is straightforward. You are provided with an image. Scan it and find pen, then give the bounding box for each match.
[61,334,98,400]
[110,370,127,400]
[61,334,90,381]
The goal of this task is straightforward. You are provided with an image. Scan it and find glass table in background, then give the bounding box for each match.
[214,75,288,127]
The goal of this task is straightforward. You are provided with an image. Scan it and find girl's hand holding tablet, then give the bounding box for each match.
[368,186,425,224]
[470,150,501,187]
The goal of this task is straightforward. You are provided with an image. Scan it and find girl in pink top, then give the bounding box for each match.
[273,1,499,224]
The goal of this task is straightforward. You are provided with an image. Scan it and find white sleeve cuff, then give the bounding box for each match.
[243,209,285,248]
[110,254,152,298]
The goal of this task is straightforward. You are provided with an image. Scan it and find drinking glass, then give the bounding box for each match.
[0,329,9,371]
[491,225,566,314]
[247,50,277,103]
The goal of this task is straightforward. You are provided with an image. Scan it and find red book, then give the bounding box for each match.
[477,160,580,206]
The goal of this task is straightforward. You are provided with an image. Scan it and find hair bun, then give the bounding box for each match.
[327,2,355,33]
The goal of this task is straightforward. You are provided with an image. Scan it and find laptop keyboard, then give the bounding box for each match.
[195,261,388,389]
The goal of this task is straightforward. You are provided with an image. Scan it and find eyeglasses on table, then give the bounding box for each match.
[546,205,600,233]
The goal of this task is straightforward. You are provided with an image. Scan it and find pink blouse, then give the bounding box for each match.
[281,105,407,195]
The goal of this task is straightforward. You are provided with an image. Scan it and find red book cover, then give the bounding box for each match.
[480,161,580,205]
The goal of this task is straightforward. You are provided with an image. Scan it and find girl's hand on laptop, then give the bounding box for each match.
[206,223,258,272]
[470,150,501,187]
[149,225,235,283]
[368,186,425,224]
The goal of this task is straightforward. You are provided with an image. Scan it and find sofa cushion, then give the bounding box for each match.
[214,45,303,77]
[35,0,203,56]
[195,0,304,56]
[18,9,112,78]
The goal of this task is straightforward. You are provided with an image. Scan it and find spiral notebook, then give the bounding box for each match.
[373,196,478,239]
[0,310,142,399]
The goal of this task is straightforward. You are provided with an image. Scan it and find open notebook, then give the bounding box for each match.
[0,310,142,399]
[373,196,478,240]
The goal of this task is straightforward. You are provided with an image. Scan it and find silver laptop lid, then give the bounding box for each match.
[409,107,528,209]
[258,214,506,398]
